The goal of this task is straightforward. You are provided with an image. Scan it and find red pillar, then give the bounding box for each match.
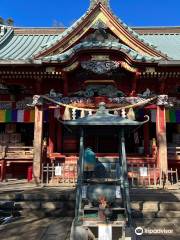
[33,106,44,183]
[48,110,56,154]
[57,122,63,152]
[0,160,6,182]
[156,105,168,173]
[143,109,150,156]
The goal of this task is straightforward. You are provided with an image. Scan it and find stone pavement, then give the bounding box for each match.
[0,180,49,193]
[0,181,180,239]
[0,216,73,240]
[133,218,180,240]
[0,216,179,240]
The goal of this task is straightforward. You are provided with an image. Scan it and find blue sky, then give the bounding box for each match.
[0,0,180,27]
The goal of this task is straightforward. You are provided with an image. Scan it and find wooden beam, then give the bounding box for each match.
[33,106,44,183]
[0,159,6,182]
[156,106,168,174]
[57,121,63,152]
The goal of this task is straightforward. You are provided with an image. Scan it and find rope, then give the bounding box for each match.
[40,95,157,111]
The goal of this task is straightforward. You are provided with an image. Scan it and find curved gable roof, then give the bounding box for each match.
[34,2,167,59]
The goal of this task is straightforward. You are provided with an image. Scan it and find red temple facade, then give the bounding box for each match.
[0,0,180,183]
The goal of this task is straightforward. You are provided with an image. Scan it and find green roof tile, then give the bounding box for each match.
[0,30,59,60]
[141,34,180,60]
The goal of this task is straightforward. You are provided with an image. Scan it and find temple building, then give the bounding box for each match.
[0,0,180,183]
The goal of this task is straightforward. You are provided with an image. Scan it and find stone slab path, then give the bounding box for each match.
[1,181,180,239]
[1,217,179,240]
[133,218,180,240]
[0,216,72,240]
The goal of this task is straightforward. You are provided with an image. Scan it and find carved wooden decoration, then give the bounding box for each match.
[81,61,119,74]
[90,0,110,8]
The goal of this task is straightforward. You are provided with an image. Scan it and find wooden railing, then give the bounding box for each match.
[0,146,34,160]
[42,162,77,186]
[42,162,179,187]
[168,146,180,160]
[128,163,179,187]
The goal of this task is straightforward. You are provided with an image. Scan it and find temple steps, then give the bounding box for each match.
[0,186,180,218]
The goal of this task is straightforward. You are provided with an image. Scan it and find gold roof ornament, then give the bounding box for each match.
[90,0,110,8]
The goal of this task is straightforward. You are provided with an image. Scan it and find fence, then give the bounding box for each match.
[128,164,179,187]
[0,146,34,160]
[42,162,179,188]
[42,163,77,186]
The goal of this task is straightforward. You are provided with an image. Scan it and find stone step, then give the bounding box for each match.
[1,193,179,202]
[131,201,180,211]
[0,200,75,211]
[1,201,179,211]
[0,190,75,201]
[1,187,179,198]
[21,209,75,218]
[1,188,179,201]
[0,187,180,219]
[132,210,180,219]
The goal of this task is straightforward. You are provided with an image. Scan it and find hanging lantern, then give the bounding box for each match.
[62,107,71,120]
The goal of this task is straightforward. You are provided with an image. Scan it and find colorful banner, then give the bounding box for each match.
[0,110,35,123]
[150,109,180,123]
[0,108,180,123]
[0,109,49,123]
[135,109,180,123]
[150,109,156,122]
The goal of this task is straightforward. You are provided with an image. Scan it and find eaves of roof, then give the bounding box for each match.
[0,59,41,65]
[41,41,161,63]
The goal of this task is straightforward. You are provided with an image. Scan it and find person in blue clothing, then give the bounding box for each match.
[84,147,96,179]
[84,147,108,179]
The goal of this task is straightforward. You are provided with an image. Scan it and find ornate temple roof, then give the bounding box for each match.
[41,41,161,63]
[33,3,166,59]
[0,1,180,63]
[1,26,180,62]
[90,0,110,9]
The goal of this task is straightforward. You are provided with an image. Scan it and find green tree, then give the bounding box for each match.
[6,17,14,26]
[0,16,5,25]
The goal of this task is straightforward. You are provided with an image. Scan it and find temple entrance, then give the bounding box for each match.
[84,127,118,154]
[61,122,157,156]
